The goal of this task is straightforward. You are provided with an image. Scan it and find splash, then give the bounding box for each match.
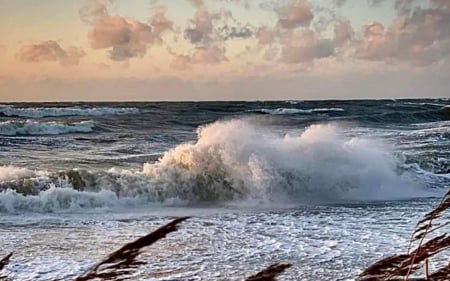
[142,119,423,203]
[0,119,429,212]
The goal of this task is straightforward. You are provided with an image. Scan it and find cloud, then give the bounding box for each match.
[87,8,173,60]
[150,6,174,35]
[333,0,347,8]
[79,0,111,24]
[277,0,314,29]
[368,0,385,7]
[191,45,227,64]
[184,7,218,45]
[256,26,279,45]
[280,29,335,64]
[188,0,204,7]
[217,25,253,40]
[353,3,450,66]
[170,45,227,69]
[334,19,353,45]
[81,1,173,61]
[17,41,86,66]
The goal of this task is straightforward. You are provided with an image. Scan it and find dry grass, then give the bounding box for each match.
[1,189,448,280]
[0,252,13,280]
[357,188,450,281]
[74,217,189,281]
[244,263,292,281]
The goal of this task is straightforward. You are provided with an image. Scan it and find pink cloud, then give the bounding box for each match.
[82,1,173,61]
[353,2,450,66]
[79,0,111,24]
[280,29,335,64]
[256,27,279,45]
[278,0,314,29]
[17,41,85,66]
[170,45,227,69]
[87,10,173,61]
[334,19,353,45]
[184,7,217,45]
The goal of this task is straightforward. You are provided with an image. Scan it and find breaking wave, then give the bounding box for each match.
[251,108,345,115]
[0,119,431,212]
[0,105,139,118]
[0,120,95,136]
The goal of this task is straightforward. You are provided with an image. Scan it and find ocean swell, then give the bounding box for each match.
[0,120,95,136]
[251,108,345,115]
[0,119,428,212]
[0,105,139,118]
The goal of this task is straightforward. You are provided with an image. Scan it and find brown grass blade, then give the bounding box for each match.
[357,254,412,279]
[426,261,450,281]
[74,217,189,281]
[387,234,450,278]
[416,191,450,227]
[244,263,292,281]
[358,234,450,280]
[358,188,450,281]
[0,253,12,271]
[0,252,13,281]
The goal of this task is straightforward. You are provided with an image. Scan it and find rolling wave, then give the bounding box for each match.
[250,107,345,115]
[354,107,450,124]
[0,120,95,136]
[0,119,432,213]
[0,105,139,118]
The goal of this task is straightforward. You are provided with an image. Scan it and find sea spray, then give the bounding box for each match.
[143,119,423,202]
[0,119,428,212]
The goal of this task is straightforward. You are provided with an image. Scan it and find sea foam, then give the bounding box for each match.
[0,120,95,136]
[252,107,345,115]
[0,119,429,212]
[0,105,139,118]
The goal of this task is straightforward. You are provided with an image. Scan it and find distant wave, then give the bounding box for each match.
[0,119,432,213]
[355,107,450,124]
[0,120,95,136]
[251,107,345,115]
[0,105,139,118]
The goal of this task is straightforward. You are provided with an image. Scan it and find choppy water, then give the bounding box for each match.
[0,99,449,280]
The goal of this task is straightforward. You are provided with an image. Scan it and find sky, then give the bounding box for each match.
[0,0,449,101]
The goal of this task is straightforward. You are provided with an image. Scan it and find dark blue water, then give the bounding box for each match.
[0,99,449,210]
[0,99,449,281]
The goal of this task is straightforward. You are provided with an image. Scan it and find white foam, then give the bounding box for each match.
[0,166,36,182]
[0,105,139,118]
[0,119,431,213]
[253,108,345,115]
[0,120,95,135]
[0,186,123,213]
[142,119,425,203]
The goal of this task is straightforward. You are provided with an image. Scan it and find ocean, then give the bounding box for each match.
[0,99,449,280]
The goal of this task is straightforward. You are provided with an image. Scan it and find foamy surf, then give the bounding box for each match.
[251,107,345,115]
[0,120,95,136]
[0,105,139,118]
[0,119,432,213]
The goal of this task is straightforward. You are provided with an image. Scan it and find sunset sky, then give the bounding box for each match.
[0,0,449,101]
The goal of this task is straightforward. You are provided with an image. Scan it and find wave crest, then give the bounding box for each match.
[251,107,345,115]
[0,120,95,136]
[0,105,139,118]
[143,120,421,202]
[0,119,429,212]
